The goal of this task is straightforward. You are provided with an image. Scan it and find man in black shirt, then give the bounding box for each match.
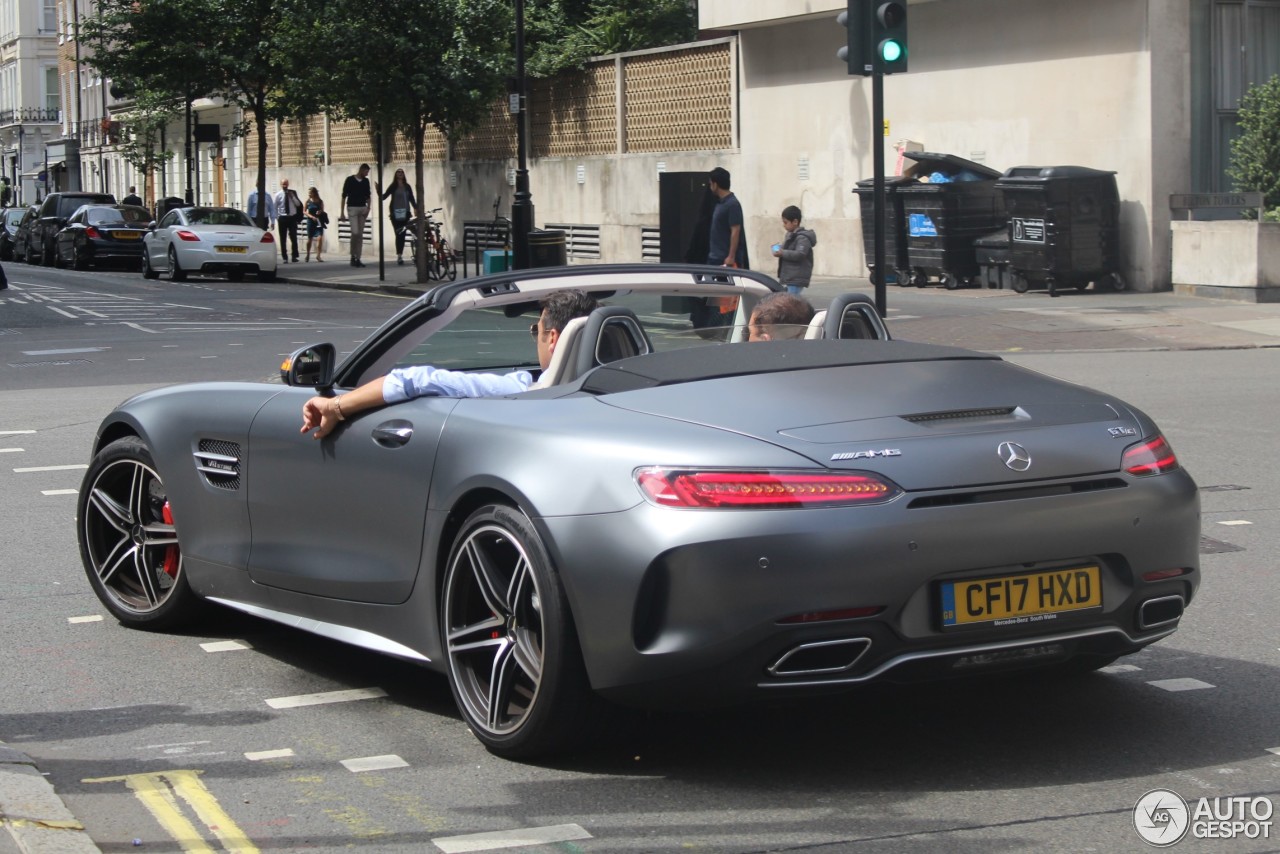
[340,163,372,267]
[122,186,143,207]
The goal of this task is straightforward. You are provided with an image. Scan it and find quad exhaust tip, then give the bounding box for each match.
[1138,595,1185,630]
[768,637,872,677]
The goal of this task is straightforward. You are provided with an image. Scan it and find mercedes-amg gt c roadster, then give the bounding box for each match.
[77,264,1200,758]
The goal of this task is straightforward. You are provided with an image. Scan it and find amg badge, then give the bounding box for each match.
[831,449,901,461]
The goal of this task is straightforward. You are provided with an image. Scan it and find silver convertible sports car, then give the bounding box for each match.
[77,264,1200,758]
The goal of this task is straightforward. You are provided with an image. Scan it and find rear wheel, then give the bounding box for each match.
[42,242,54,267]
[1011,273,1030,294]
[168,247,187,281]
[439,242,457,281]
[1105,271,1127,292]
[24,243,37,265]
[941,272,961,290]
[77,436,201,629]
[227,269,246,282]
[71,246,89,271]
[442,504,597,758]
[52,244,65,268]
[257,269,276,283]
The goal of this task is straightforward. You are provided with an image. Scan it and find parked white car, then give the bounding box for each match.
[142,206,277,282]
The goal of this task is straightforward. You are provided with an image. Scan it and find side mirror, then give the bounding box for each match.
[147,222,157,231]
[280,343,335,388]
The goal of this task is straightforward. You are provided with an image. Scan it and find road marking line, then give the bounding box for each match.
[123,322,159,333]
[200,640,250,652]
[144,741,212,750]
[21,347,106,355]
[1099,663,1141,674]
[68,615,103,624]
[340,755,408,773]
[14,464,88,473]
[1217,520,1252,526]
[42,489,78,496]
[432,823,592,853]
[0,448,24,453]
[83,770,260,854]
[244,749,294,761]
[265,687,387,709]
[0,430,36,435]
[1267,747,1280,756]
[1148,678,1215,692]
[46,306,77,318]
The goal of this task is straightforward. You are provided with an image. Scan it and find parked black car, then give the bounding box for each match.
[54,204,151,270]
[28,192,115,265]
[0,207,26,261]
[11,206,39,264]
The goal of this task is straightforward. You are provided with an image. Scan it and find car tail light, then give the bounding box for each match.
[176,230,201,242]
[1142,568,1189,582]
[260,232,275,243]
[85,226,100,239]
[635,467,901,509]
[1122,435,1179,476]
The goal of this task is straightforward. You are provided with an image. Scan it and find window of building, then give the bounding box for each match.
[1192,0,1280,191]
[45,66,60,116]
[43,0,58,34]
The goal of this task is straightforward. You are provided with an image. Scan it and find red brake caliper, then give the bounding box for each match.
[161,501,180,577]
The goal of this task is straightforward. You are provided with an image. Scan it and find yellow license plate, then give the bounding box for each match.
[216,245,247,254]
[113,231,141,240]
[940,566,1101,628]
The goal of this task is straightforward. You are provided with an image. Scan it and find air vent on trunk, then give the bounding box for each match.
[195,439,241,490]
[903,407,1017,424]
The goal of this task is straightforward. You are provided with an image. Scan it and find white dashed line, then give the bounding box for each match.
[0,448,25,453]
[42,489,78,496]
[432,824,593,853]
[245,748,295,761]
[264,687,388,709]
[14,464,88,473]
[68,615,103,624]
[1148,678,1215,692]
[1099,664,1142,674]
[200,640,251,652]
[1217,520,1253,526]
[1267,747,1280,756]
[340,754,409,773]
[0,431,36,435]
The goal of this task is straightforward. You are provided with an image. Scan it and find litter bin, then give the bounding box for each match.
[897,153,1004,289]
[853,176,913,286]
[974,229,1011,290]
[528,229,568,268]
[156,196,186,219]
[995,166,1124,296]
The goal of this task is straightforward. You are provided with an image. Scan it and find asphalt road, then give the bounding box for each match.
[1,263,1277,853]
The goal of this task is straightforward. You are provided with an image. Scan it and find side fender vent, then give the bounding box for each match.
[195,439,241,490]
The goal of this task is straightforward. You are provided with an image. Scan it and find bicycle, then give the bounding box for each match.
[405,208,456,281]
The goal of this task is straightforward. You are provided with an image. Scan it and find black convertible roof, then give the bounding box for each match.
[579,339,999,394]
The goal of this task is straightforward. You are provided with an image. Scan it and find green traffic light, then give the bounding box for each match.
[881,39,903,63]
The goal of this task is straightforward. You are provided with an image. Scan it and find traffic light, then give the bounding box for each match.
[835,0,871,77]
[872,1,908,74]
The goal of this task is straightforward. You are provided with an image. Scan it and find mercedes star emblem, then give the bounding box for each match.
[997,441,1032,472]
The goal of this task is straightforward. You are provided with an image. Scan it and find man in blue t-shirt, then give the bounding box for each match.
[706,166,748,269]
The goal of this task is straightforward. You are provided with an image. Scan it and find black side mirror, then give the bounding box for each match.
[280,343,336,388]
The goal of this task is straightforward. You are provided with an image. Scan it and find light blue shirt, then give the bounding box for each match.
[383,365,534,401]
[247,190,277,224]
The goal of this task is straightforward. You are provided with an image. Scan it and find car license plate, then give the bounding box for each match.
[216,245,247,254]
[940,566,1101,628]
[114,231,141,240]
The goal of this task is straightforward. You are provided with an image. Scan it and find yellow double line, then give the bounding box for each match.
[83,769,259,853]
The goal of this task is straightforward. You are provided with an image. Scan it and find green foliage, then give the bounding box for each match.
[526,0,697,76]
[1228,75,1280,215]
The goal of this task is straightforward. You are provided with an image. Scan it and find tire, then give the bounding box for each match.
[440,243,457,281]
[24,243,37,265]
[1011,273,1030,294]
[911,268,928,288]
[227,269,246,282]
[941,272,961,290]
[52,244,65,268]
[42,242,54,267]
[1106,271,1127,292]
[77,436,202,630]
[141,249,159,280]
[168,247,187,281]
[257,269,276,283]
[72,247,89,271]
[442,504,596,759]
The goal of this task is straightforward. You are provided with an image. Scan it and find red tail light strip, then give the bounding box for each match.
[1122,435,1180,476]
[636,467,901,509]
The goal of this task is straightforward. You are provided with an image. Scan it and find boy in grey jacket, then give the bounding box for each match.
[773,205,817,294]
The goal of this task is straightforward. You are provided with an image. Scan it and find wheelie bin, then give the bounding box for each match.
[853,176,913,286]
[897,152,1004,289]
[995,165,1124,297]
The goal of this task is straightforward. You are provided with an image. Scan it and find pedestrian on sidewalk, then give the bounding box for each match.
[121,185,143,207]
[340,163,372,268]
[247,185,277,231]
[707,166,748,270]
[304,187,327,262]
[773,205,816,295]
[378,168,418,266]
[275,178,304,263]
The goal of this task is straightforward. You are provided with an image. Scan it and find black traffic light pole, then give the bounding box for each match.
[510,0,534,270]
[871,72,887,318]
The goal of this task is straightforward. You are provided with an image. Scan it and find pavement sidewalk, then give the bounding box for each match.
[0,742,99,853]
[275,255,1280,353]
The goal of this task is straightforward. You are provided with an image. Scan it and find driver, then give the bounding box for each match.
[301,289,598,439]
[746,291,815,341]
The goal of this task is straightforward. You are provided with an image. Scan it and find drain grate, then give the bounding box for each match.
[1200,535,1244,555]
[1200,484,1250,493]
[7,359,94,368]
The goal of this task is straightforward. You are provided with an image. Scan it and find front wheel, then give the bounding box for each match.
[77,436,202,629]
[439,242,456,281]
[442,504,596,759]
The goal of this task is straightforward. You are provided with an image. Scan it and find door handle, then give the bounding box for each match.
[372,419,413,447]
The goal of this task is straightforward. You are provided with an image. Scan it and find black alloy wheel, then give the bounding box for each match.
[441,504,596,758]
[78,437,201,629]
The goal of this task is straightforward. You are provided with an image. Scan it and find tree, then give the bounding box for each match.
[1229,74,1280,221]
[526,0,697,76]
[310,0,511,283]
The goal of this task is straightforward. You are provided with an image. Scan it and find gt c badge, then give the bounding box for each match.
[1108,426,1138,437]
[997,441,1031,472]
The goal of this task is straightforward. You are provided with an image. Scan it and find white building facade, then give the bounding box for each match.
[0,0,60,205]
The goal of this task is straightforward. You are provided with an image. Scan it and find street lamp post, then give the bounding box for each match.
[510,0,533,269]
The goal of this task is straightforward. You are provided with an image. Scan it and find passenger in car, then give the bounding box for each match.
[747,291,815,341]
[301,289,598,439]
